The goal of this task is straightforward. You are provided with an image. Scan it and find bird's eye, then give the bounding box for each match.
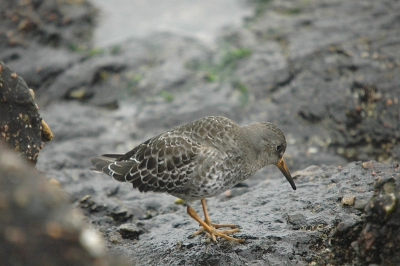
[276,145,283,152]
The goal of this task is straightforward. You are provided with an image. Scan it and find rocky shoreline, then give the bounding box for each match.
[1,0,399,265]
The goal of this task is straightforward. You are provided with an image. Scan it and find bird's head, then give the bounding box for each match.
[243,122,296,190]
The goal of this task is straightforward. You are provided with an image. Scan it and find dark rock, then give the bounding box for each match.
[0,142,128,266]
[0,0,97,105]
[3,45,82,97]
[246,0,400,164]
[45,39,152,106]
[329,162,400,266]
[0,61,52,164]
[235,41,291,98]
[0,0,96,50]
[76,162,396,266]
[118,224,144,240]
[286,213,307,230]
[134,82,243,133]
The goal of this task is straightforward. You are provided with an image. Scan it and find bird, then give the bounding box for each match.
[90,116,296,242]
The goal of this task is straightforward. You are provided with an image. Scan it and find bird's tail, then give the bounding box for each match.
[90,154,130,182]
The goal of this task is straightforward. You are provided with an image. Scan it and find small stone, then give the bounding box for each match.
[334,218,357,236]
[80,195,91,203]
[342,195,356,206]
[41,120,53,142]
[79,195,95,208]
[354,199,368,210]
[69,88,88,99]
[109,232,123,244]
[362,161,374,169]
[118,223,144,240]
[287,213,307,229]
[29,89,35,99]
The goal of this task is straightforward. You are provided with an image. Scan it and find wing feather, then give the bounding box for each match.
[90,133,202,193]
[89,116,239,195]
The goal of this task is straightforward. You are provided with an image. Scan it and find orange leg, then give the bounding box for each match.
[201,198,237,228]
[186,199,243,243]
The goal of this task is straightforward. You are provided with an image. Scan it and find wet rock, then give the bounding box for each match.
[328,162,400,266]
[332,216,359,237]
[242,0,400,164]
[235,41,291,98]
[118,223,144,240]
[0,0,96,50]
[0,0,97,104]
[0,61,52,164]
[135,33,211,96]
[75,162,396,266]
[0,142,128,266]
[286,213,307,230]
[134,82,243,133]
[45,39,152,106]
[3,46,82,97]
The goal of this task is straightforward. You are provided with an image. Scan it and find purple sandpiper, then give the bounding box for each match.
[90,116,296,242]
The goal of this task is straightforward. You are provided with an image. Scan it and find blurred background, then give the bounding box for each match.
[92,0,252,47]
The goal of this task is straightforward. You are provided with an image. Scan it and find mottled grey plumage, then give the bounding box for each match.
[91,116,294,201]
[90,116,296,242]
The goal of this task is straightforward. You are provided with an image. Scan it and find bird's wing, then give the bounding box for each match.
[90,116,240,194]
[90,134,209,194]
[90,137,158,177]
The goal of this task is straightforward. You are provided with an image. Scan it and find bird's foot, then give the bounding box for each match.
[186,201,244,243]
[191,222,243,243]
[192,222,238,235]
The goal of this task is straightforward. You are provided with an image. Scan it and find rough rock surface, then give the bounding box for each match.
[0,0,399,265]
[0,61,52,164]
[0,0,96,98]
[93,161,397,266]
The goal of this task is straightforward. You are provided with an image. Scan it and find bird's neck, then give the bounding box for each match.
[240,124,266,171]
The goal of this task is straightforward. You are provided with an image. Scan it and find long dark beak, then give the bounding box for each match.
[275,157,296,190]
